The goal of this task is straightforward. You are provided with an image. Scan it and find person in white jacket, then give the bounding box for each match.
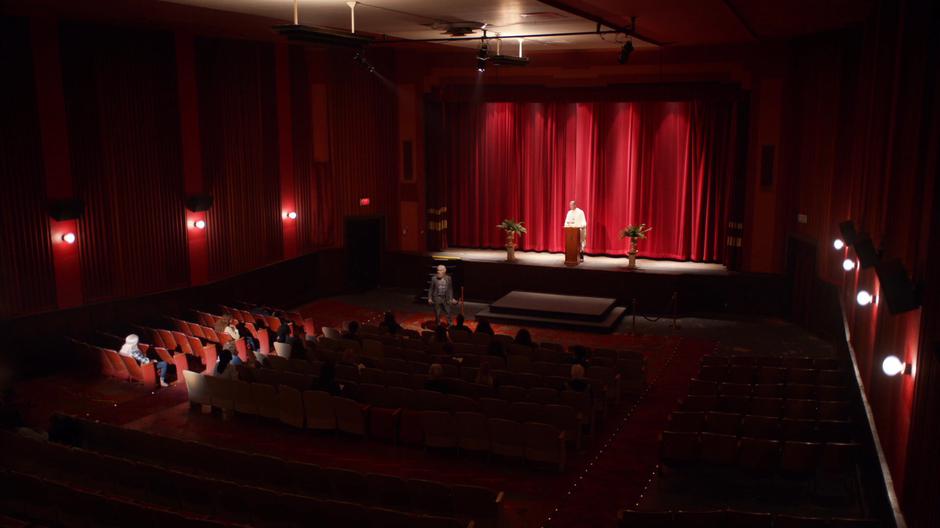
[563,200,587,260]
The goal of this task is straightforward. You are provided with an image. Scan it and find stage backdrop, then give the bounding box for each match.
[432,100,739,262]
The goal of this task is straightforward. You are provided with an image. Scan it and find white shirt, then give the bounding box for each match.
[224,325,240,340]
[564,208,586,228]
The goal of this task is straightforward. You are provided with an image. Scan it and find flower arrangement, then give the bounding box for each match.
[497,219,527,261]
[619,224,651,269]
[619,224,652,239]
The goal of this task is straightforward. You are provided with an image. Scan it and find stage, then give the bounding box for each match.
[383,248,788,319]
[431,248,729,275]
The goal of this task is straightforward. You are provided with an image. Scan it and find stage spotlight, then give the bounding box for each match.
[477,41,488,72]
[842,258,856,271]
[833,238,845,250]
[62,232,76,244]
[477,57,486,72]
[881,355,910,376]
[193,219,206,230]
[618,39,634,64]
[283,211,297,220]
[856,290,873,306]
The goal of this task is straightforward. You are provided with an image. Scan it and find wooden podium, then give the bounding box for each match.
[564,227,581,266]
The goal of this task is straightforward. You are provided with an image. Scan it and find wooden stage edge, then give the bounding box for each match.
[383,250,790,319]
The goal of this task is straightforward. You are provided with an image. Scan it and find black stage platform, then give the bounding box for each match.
[476,291,627,332]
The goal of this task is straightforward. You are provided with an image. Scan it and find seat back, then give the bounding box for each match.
[278,385,305,428]
[333,397,367,435]
[251,382,280,419]
[303,390,337,431]
[183,370,210,406]
[273,341,292,359]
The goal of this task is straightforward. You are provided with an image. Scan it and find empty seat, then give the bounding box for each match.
[278,385,305,428]
[697,365,726,382]
[325,467,369,501]
[757,367,787,384]
[740,415,780,439]
[705,412,741,435]
[333,397,369,436]
[488,418,526,458]
[726,366,756,384]
[781,418,818,441]
[497,385,526,402]
[782,356,815,369]
[408,478,456,515]
[252,382,280,419]
[273,342,292,359]
[817,369,845,386]
[524,422,566,472]
[718,395,750,414]
[719,382,752,397]
[233,380,258,415]
[508,401,543,423]
[748,397,783,417]
[737,437,780,473]
[205,375,235,414]
[423,411,458,449]
[455,411,490,452]
[700,432,738,466]
[304,390,336,431]
[818,400,850,420]
[689,379,719,396]
[183,370,210,409]
[446,394,479,413]
[668,411,706,433]
[785,399,818,420]
[659,431,699,470]
[753,383,785,398]
[779,440,822,478]
[366,473,411,510]
[680,395,718,412]
[478,397,510,419]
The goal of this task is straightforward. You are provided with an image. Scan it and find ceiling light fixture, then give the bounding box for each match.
[618,39,634,64]
[353,51,376,73]
[273,0,372,48]
[477,38,488,72]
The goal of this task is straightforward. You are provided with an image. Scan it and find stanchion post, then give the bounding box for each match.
[631,298,637,335]
[671,291,678,329]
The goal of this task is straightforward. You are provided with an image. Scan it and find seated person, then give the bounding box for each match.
[451,314,472,334]
[378,311,403,335]
[432,324,450,344]
[568,345,591,367]
[233,318,260,352]
[514,328,534,347]
[215,349,239,380]
[275,319,292,343]
[341,320,362,343]
[222,340,243,366]
[474,318,495,335]
[567,364,591,393]
[119,334,170,387]
[424,363,450,393]
[475,361,495,387]
[315,360,343,396]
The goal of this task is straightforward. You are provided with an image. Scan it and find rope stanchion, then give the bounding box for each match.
[638,292,680,326]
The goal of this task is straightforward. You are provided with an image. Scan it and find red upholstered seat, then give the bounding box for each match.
[368,406,401,443]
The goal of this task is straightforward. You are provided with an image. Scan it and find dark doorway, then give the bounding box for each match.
[345,216,384,291]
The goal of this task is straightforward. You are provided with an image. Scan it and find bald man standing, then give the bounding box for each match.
[427,265,456,325]
[564,200,587,261]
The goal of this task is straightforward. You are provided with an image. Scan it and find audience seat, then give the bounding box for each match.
[423,411,459,449]
[278,385,305,428]
[524,422,566,472]
[488,418,525,459]
[252,382,280,420]
[333,397,369,436]
[183,370,210,409]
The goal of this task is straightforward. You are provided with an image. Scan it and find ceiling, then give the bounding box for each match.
[156,0,872,51]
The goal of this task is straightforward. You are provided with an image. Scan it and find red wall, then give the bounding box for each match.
[773,2,939,524]
[0,13,399,318]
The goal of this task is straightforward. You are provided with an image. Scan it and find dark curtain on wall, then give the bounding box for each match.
[437,100,737,261]
[196,37,282,279]
[326,49,398,244]
[0,17,57,318]
[290,46,334,250]
[60,23,188,303]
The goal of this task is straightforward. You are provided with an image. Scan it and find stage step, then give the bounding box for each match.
[478,291,626,332]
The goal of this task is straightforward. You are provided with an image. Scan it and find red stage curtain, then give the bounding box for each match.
[60,23,189,303]
[0,18,57,318]
[196,37,283,280]
[439,100,738,261]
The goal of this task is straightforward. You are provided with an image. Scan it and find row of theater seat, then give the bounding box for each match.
[659,430,859,479]
[701,355,842,370]
[695,366,848,386]
[184,371,569,471]
[617,509,878,528]
[688,379,852,401]
[231,364,595,443]
[666,411,854,443]
[678,394,852,421]
[45,414,503,527]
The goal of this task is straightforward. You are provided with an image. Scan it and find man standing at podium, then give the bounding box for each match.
[427,265,456,326]
[564,200,586,261]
